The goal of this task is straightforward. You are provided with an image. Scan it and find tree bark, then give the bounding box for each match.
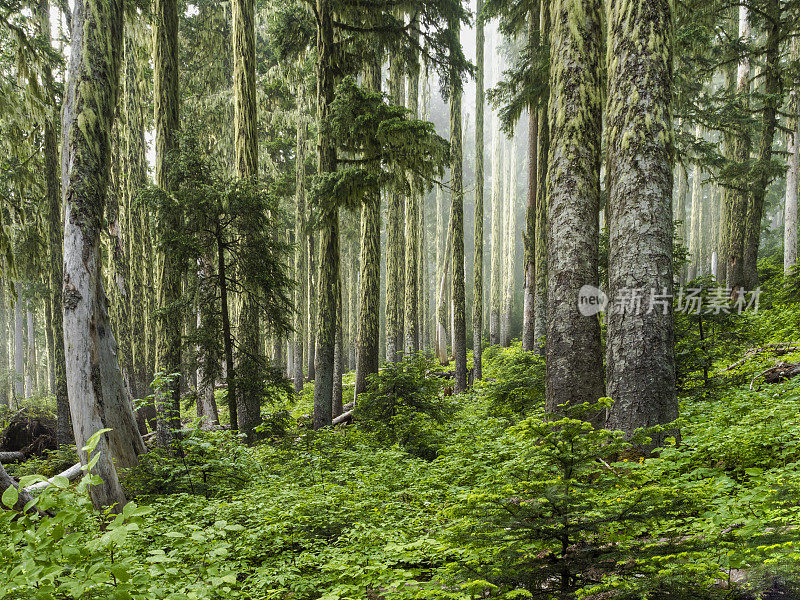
[605,0,677,442]
[354,57,381,401]
[153,0,182,449]
[61,0,145,510]
[489,120,503,346]
[404,25,421,357]
[13,287,23,402]
[473,0,485,374]
[312,0,338,429]
[293,108,307,394]
[786,39,799,273]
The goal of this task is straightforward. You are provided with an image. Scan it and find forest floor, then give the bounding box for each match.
[4,274,800,599]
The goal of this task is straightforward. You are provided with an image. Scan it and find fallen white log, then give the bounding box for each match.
[0,451,25,463]
[23,462,83,492]
[332,410,353,426]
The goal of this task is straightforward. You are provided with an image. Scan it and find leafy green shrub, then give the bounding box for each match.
[355,355,452,460]
[480,342,545,417]
[124,431,253,498]
[8,446,79,479]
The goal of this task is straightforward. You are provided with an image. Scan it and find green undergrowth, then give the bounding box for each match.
[3,293,800,599]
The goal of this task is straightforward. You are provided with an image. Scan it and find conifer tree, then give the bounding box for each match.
[786,37,799,273]
[404,21,421,356]
[533,0,549,356]
[154,0,183,447]
[605,0,677,441]
[473,0,485,375]
[61,0,145,509]
[545,0,604,418]
[450,17,467,393]
[489,121,503,345]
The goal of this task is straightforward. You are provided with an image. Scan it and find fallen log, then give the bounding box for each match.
[722,343,800,372]
[750,362,800,389]
[332,410,353,426]
[0,451,25,463]
[23,462,83,493]
[0,462,38,514]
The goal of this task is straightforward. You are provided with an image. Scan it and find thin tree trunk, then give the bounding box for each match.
[61,0,144,510]
[489,121,503,345]
[501,136,517,347]
[473,2,485,373]
[605,0,677,442]
[13,288,23,402]
[533,0,550,356]
[0,278,7,408]
[786,39,799,273]
[154,0,182,449]
[26,305,36,396]
[293,109,307,394]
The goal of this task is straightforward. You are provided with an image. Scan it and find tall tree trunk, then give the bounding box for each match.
[722,6,751,293]
[523,10,540,352]
[36,0,69,440]
[312,0,338,429]
[404,27,421,357]
[217,230,237,430]
[501,136,516,347]
[605,0,677,442]
[154,0,182,449]
[386,25,406,364]
[743,0,781,288]
[489,121,503,345]
[786,39,799,274]
[26,304,36,396]
[688,149,702,281]
[545,0,604,420]
[61,0,145,510]
[294,110,307,394]
[533,0,550,356]
[13,288,23,402]
[355,55,382,400]
[0,278,7,408]
[123,19,151,426]
[450,19,467,393]
[307,226,316,381]
[473,0,485,373]
[333,273,343,418]
[232,0,263,441]
[674,159,688,284]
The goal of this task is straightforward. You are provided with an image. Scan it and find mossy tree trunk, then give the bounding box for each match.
[232,0,263,441]
[786,37,799,274]
[533,0,550,356]
[545,0,604,419]
[404,23,421,357]
[154,0,183,449]
[489,120,503,346]
[61,0,145,510]
[473,0,485,374]
[605,0,677,441]
[450,19,467,393]
[354,56,381,400]
[312,0,338,429]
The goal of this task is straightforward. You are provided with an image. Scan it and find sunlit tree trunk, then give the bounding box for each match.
[61,0,145,510]
[605,0,677,441]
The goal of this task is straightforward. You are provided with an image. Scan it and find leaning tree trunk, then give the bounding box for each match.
[605,0,677,442]
[545,0,604,422]
[473,0,485,375]
[61,0,145,510]
[354,56,382,401]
